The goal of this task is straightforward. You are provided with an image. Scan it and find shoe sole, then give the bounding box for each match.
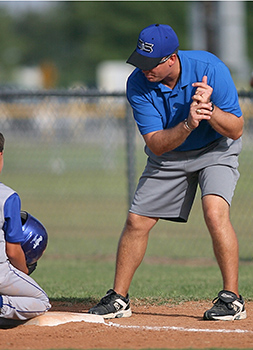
[102,308,132,319]
[204,310,247,321]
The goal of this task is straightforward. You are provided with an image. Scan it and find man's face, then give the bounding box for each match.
[141,56,172,83]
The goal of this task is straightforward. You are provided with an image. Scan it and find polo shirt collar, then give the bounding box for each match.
[177,51,191,89]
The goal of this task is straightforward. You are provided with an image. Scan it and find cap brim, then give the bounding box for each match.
[126,50,161,71]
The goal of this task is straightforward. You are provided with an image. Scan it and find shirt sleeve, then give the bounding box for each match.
[209,62,242,117]
[3,193,24,243]
[127,71,164,135]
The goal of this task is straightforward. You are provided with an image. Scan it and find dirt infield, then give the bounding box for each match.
[1,301,253,349]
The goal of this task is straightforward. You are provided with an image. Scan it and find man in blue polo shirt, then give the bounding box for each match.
[89,24,245,321]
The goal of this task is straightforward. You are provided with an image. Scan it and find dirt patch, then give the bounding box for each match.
[0,301,253,349]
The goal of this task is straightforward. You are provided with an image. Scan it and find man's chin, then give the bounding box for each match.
[145,76,157,82]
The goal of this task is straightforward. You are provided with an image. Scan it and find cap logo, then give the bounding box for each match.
[138,38,154,53]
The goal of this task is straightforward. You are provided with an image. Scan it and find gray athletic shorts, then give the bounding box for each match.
[129,137,242,222]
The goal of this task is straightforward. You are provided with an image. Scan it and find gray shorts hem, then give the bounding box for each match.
[129,209,188,223]
[201,192,231,206]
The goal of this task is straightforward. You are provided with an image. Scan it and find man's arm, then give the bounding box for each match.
[143,75,243,156]
[143,121,192,156]
[143,83,213,156]
[4,193,29,274]
[207,106,243,140]
[6,241,29,274]
[191,76,244,140]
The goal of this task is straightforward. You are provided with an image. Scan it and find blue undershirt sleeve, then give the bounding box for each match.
[3,193,24,243]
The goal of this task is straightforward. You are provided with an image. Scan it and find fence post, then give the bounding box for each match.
[125,100,136,209]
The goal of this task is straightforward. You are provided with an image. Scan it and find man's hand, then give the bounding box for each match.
[192,75,213,103]
[188,75,243,140]
[27,262,37,275]
[186,76,213,130]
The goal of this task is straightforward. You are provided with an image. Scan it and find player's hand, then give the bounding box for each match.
[187,100,213,130]
[186,76,213,130]
[27,262,37,275]
[192,75,213,103]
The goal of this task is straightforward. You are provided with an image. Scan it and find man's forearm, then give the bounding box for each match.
[208,105,243,140]
[143,120,191,156]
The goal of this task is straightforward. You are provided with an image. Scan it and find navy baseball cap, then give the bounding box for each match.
[127,24,179,71]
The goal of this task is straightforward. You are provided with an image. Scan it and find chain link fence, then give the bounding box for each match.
[0,89,252,261]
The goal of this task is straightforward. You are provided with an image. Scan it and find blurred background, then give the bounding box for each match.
[0,1,252,89]
[0,1,252,270]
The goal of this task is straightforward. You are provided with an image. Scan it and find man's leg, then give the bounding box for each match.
[202,194,246,320]
[88,212,158,318]
[113,213,158,297]
[202,194,239,296]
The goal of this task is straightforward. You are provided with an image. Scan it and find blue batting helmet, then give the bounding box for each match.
[20,211,48,265]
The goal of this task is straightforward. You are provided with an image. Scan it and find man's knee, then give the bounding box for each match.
[202,195,230,228]
[125,212,158,234]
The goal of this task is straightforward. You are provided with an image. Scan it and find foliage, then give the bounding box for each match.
[0,1,188,87]
[0,1,252,88]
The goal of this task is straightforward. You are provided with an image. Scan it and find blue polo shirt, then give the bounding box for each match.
[126,50,242,151]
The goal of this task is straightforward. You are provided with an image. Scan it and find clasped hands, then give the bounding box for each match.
[187,75,213,130]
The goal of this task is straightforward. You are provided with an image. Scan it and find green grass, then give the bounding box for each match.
[1,140,253,304]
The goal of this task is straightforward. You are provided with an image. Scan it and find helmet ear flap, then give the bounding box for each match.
[20,211,48,265]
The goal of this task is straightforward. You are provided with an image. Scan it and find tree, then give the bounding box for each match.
[0,1,188,87]
[0,1,252,88]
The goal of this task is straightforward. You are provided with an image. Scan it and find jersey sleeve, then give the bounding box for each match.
[3,193,24,243]
[208,62,242,117]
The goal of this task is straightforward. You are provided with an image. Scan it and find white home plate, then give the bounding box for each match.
[23,312,105,327]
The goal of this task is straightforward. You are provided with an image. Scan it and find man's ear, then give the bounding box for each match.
[168,54,177,67]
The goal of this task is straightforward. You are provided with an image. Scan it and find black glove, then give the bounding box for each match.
[27,262,37,275]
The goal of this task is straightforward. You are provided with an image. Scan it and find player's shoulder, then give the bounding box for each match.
[179,50,223,66]
[127,67,145,83]
[127,68,148,96]
[0,182,16,199]
[0,182,13,191]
